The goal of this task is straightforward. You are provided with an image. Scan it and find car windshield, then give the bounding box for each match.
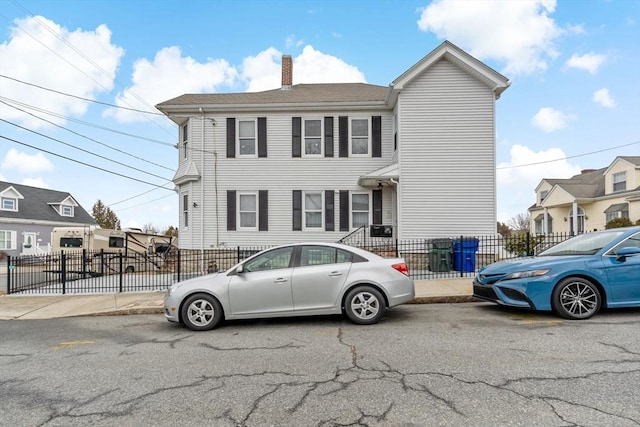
[538,230,626,256]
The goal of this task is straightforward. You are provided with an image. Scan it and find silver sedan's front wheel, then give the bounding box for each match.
[344,286,386,325]
[181,293,223,331]
[551,277,601,320]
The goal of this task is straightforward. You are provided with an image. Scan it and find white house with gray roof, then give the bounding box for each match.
[0,181,96,257]
[156,41,510,249]
[530,156,640,234]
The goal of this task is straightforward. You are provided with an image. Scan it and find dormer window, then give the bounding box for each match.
[1,197,17,211]
[540,190,548,204]
[61,205,74,216]
[612,172,626,192]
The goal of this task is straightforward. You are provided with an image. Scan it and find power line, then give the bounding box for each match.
[1,101,175,171]
[108,183,175,207]
[496,140,640,169]
[2,119,173,181]
[0,135,173,190]
[0,96,176,147]
[0,74,166,116]
[113,193,176,212]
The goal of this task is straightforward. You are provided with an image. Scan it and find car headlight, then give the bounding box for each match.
[502,269,550,280]
[166,286,176,297]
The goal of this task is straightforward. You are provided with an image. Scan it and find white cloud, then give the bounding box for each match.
[1,148,54,173]
[417,0,562,75]
[497,144,582,222]
[0,16,123,129]
[531,107,576,132]
[565,52,606,74]
[241,45,366,92]
[592,88,615,108]
[285,35,304,48]
[21,177,49,188]
[106,46,238,122]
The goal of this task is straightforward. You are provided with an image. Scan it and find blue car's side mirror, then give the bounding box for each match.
[616,246,640,260]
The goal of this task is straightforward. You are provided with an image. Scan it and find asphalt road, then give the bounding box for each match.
[1,303,639,426]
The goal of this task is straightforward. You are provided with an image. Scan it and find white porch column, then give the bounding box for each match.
[543,207,549,234]
[572,202,578,235]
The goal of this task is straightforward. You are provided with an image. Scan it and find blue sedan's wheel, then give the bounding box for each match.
[344,286,386,325]
[181,294,223,331]
[552,277,601,320]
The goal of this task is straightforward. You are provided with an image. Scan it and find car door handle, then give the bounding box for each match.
[328,272,343,277]
[274,277,288,283]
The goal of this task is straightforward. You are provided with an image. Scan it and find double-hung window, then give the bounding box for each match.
[304,119,322,156]
[1,197,17,211]
[612,172,626,192]
[238,120,257,156]
[0,230,16,250]
[351,193,370,228]
[239,193,257,229]
[351,118,370,156]
[61,205,74,216]
[183,194,189,228]
[304,192,323,229]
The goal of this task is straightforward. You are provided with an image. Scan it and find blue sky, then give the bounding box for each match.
[1,0,639,231]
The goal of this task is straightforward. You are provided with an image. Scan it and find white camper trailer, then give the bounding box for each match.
[51,226,175,274]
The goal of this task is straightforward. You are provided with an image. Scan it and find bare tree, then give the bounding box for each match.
[508,213,530,233]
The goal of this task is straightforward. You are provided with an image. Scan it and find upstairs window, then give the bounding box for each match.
[612,172,626,192]
[304,192,323,229]
[351,118,370,155]
[304,119,322,156]
[238,120,256,156]
[1,197,17,211]
[183,194,189,228]
[182,123,188,158]
[61,205,74,216]
[540,190,548,204]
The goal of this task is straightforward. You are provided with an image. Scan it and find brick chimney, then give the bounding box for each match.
[281,55,292,90]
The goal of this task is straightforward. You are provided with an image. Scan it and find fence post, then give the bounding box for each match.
[6,255,11,294]
[61,250,66,295]
[460,235,464,278]
[119,250,123,293]
[99,249,104,276]
[177,249,181,282]
[526,233,531,257]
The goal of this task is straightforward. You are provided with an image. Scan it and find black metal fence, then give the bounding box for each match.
[4,233,573,295]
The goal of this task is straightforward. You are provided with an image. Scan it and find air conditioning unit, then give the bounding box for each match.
[370,225,393,237]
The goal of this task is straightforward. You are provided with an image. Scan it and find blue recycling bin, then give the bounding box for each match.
[453,238,479,272]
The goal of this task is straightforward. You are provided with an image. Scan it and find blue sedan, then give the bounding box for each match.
[474,226,640,319]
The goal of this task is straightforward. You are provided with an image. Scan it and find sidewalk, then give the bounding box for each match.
[0,278,474,320]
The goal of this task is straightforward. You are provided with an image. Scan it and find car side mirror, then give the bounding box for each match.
[235,264,244,274]
[616,246,640,261]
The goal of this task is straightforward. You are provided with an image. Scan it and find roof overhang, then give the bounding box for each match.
[358,163,399,187]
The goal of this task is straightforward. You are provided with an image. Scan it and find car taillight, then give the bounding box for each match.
[392,262,409,276]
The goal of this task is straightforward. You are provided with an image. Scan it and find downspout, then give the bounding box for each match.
[211,119,219,246]
[200,108,205,273]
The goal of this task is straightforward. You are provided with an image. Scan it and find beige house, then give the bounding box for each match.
[529,156,640,235]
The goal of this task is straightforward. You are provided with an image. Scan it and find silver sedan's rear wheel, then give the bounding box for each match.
[181,293,223,331]
[551,277,601,320]
[344,286,386,325]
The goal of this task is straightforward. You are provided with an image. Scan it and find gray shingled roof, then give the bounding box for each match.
[620,156,640,166]
[0,181,96,225]
[156,83,389,108]
[549,168,607,198]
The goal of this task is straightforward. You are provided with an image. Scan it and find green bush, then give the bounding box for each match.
[504,233,544,256]
[605,217,633,229]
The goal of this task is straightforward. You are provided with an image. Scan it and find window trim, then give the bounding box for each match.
[349,117,371,157]
[1,197,17,211]
[237,119,258,157]
[302,118,323,157]
[238,192,258,230]
[303,191,324,230]
[350,192,370,229]
[0,230,17,250]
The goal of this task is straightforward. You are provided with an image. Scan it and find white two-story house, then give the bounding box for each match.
[530,156,640,235]
[156,41,510,249]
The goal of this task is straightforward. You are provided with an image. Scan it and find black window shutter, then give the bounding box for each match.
[325,190,334,231]
[324,117,334,158]
[372,116,382,158]
[292,117,301,158]
[258,117,267,158]
[339,190,349,231]
[292,190,302,231]
[226,118,236,158]
[372,189,382,224]
[338,116,348,158]
[258,190,268,231]
[227,190,236,231]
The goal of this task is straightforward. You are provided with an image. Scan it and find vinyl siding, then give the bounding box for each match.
[398,59,497,239]
[180,111,395,248]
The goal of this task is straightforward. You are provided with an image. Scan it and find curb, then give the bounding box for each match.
[408,295,478,304]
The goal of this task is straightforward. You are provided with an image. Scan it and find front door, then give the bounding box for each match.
[22,232,37,255]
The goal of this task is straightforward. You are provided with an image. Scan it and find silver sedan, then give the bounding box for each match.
[164,242,415,331]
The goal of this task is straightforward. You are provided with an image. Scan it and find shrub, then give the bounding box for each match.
[605,217,633,229]
[504,233,544,256]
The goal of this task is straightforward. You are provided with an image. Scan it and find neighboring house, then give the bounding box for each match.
[156,41,510,249]
[0,181,96,257]
[529,156,640,235]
